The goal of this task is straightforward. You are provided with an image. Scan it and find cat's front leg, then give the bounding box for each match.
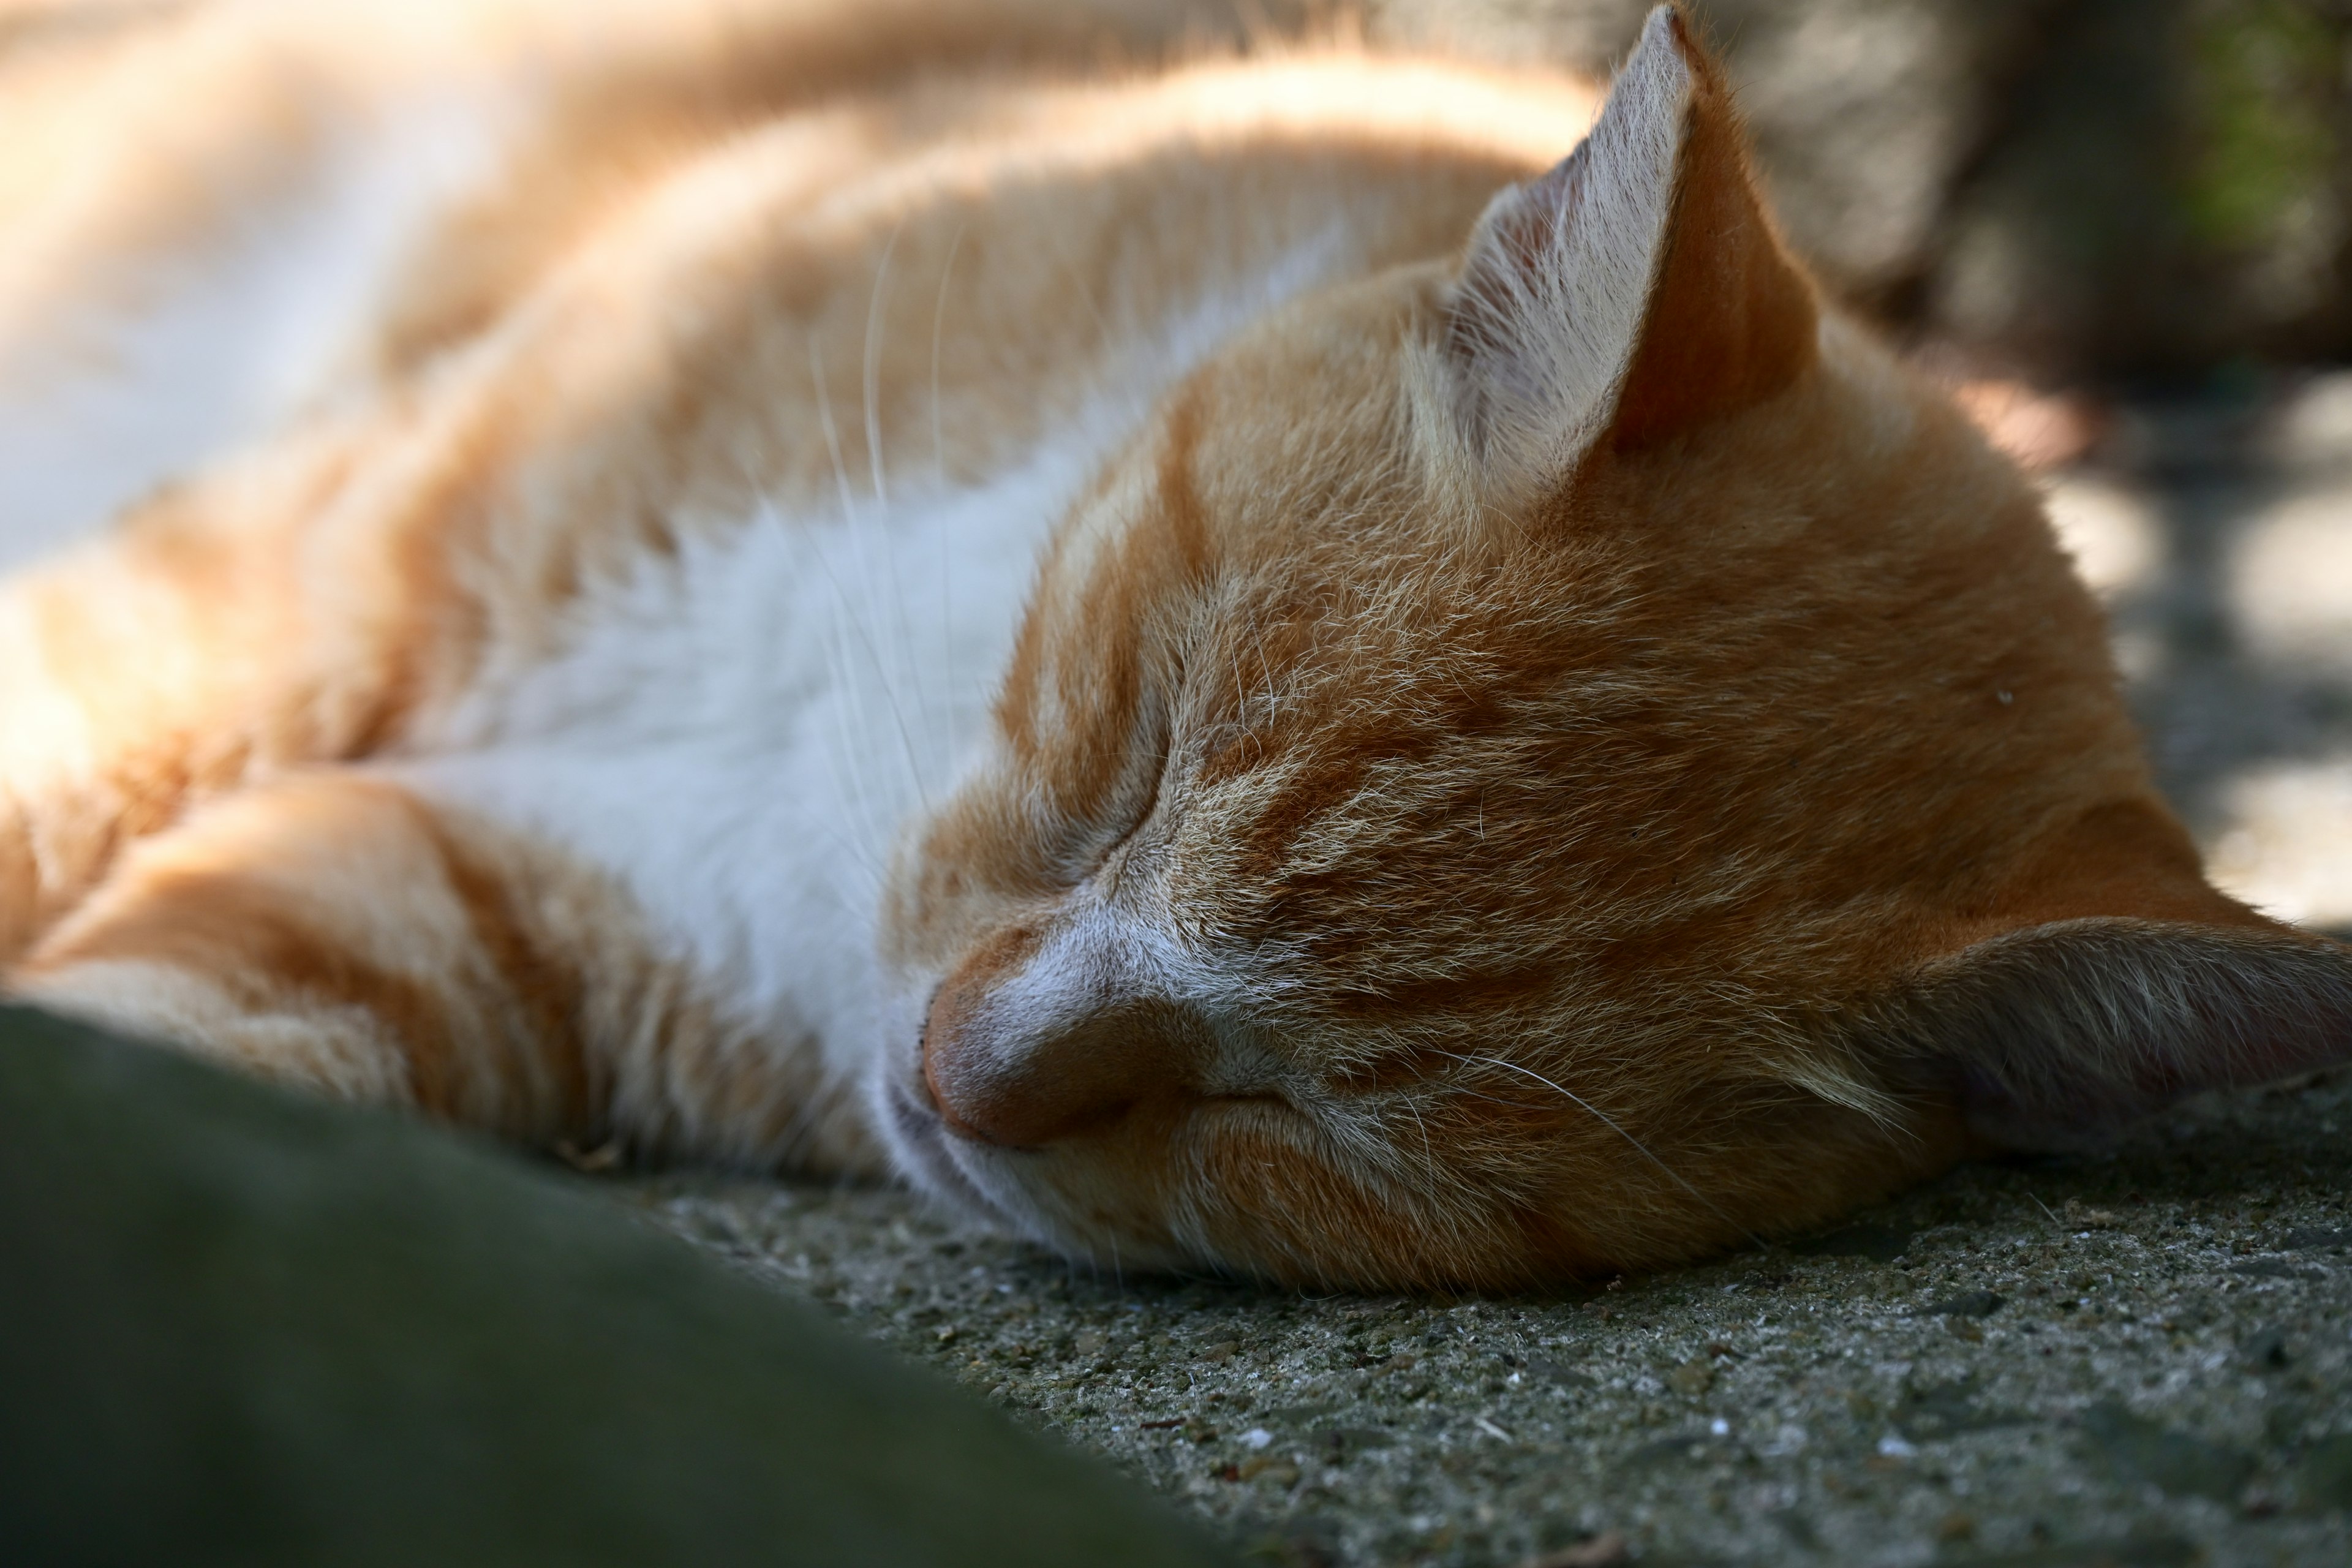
[9,772,878,1174]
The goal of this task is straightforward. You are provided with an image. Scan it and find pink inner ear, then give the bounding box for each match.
[1873,919,2352,1152]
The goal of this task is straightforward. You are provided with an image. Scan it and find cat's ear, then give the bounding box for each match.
[1887,919,2352,1152]
[1865,802,2352,1150]
[1445,4,1816,494]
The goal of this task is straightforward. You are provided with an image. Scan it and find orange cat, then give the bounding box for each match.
[4,0,2346,1289]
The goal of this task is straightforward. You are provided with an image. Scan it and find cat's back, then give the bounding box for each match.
[0,1,1598,568]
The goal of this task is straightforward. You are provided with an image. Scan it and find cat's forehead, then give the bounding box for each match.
[1093,276,1447,558]
[1066,315,2078,885]
[1062,283,1966,649]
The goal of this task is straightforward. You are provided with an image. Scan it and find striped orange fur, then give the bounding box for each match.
[4,1,2348,1289]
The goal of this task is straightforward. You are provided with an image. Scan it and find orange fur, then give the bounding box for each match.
[3,1,2346,1290]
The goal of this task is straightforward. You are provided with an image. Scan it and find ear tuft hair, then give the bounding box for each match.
[1447,7,1691,488]
[1446,5,1815,497]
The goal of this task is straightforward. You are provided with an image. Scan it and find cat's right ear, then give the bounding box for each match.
[1883,918,2352,1153]
[1853,799,2352,1152]
[1444,5,1817,500]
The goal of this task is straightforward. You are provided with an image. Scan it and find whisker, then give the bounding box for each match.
[862,222,902,508]
[1433,1050,1769,1251]
[864,225,936,758]
[820,590,907,861]
[1047,225,1114,347]
[805,339,931,816]
[854,228,941,789]
[930,224,965,489]
[756,483,900,862]
[809,337,861,525]
[929,226,967,769]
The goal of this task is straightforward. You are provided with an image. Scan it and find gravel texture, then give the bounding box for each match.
[633,375,2352,1568]
[635,1078,2352,1568]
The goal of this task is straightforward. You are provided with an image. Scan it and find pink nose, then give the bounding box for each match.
[921,937,1202,1148]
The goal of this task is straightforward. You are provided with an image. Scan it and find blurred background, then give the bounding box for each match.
[1379,0,2351,379]
[1382,0,2352,936]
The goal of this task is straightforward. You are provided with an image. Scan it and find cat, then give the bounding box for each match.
[3,0,2348,1291]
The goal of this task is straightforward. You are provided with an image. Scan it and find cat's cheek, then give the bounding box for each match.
[1054,1101,1381,1278]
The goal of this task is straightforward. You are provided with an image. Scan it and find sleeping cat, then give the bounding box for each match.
[3,0,2348,1290]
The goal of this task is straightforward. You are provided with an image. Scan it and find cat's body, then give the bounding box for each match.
[0,0,1599,1173]
[5,0,2350,1289]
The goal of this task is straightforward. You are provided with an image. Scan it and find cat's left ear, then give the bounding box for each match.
[1446,4,1816,496]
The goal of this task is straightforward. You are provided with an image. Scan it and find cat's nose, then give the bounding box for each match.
[921,913,1205,1148]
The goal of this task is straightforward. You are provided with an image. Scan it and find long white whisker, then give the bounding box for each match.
[715,480,892,889]
[810,337,861,526]
[823,527,927,833]
[748,497,893,884]
[1433,1050,1768,1251]
[802,347,930,816]
[1047,226,1114,347]
[775,423,889,855]
[930,225,967,772]
[863,221,902,508]
[930,224,965,489]
[860,224,935,764]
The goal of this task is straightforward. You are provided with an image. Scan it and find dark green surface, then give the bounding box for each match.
[0,1005,1233,1568]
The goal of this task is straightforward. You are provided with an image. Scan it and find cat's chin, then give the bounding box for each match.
[872,1071,1015,1224]
[870,1065,1063,1251]
[868,1060,1210,1275]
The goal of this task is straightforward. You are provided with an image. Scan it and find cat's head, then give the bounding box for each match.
[873,6,2352,1289]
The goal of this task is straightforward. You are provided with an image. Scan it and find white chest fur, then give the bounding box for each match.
[402,436,1091,1086]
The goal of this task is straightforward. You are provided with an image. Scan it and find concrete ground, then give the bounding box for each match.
[637,372,2352,1568]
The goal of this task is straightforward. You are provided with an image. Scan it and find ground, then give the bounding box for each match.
[636,371,2352,1568]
